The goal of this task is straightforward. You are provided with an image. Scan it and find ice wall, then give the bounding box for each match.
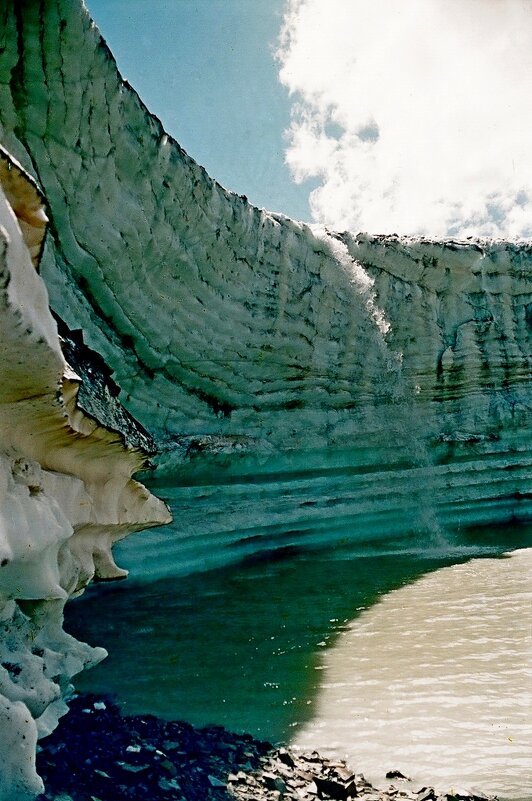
[0,147,170,799]
[0,0,531,547]
[0,1,530,790]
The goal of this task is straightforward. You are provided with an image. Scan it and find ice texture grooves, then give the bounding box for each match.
[0,144,169,800]
[0,0,531,555]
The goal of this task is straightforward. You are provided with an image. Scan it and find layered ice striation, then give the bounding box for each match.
[0,147,170,799]
[0,1,529,553]
[0,0,530,794]
[1,0,529,570]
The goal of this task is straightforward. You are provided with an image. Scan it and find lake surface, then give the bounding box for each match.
[294,548,532,801]
[65,466,532,800]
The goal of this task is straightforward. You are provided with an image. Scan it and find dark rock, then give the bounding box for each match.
[277,747,296,768]
[386,771,410,781]
[158,776,182,792]
[207,775,226,788]
[55,315,157,457]
[263,772,288,794]
[34,693,499,801]
[417,790,437,801]
[116,761,150,773]
[442,795,490,801]
[314,775,355,800]
[344,779,358,798]
[303,752,324,763]
[160,758,178,776]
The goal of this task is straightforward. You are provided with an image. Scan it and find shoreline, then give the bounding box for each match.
[36,694,496,801]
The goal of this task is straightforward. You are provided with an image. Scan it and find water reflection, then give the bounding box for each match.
[293,549,532,800]
[67,548,465,740]
[66,524,531,749]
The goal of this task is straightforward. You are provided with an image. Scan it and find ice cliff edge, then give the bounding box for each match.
[0,0,531,793]
[1,0,530,464]
[0,146,170,799]
[2,0,529,531]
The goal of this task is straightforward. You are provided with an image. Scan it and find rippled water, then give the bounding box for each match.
[65,455,532,801]
[67,532,532,800]
[68,546,469,740]
[294,548,532,800]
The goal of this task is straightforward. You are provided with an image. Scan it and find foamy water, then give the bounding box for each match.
[293,548,532,800]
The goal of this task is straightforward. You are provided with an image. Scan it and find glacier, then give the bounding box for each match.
[0,145,169,798]
[0,0,531,797]
[1,0,530,509]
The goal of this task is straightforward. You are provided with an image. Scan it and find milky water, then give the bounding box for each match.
[294,548,532,800]
[66,502,532,801]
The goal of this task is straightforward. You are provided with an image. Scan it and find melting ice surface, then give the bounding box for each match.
[293,548,532,800]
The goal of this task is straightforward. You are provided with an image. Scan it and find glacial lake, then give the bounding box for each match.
[65,466,532,800]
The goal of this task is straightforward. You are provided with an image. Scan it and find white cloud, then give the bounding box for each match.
[276,0,532,237]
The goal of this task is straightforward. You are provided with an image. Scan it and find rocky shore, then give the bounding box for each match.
[36,695,495,801]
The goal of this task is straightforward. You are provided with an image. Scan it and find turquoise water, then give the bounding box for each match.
[96,443,532,583]
[65,490,532,743]
[64,454,532,798]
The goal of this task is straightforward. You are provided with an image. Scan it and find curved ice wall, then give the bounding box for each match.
[0,146,170,799]
[1,0,531,547]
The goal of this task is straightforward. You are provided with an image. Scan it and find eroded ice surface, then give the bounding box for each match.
[0,1,531,551]
[1,2,531,797]
[0,144,169,801]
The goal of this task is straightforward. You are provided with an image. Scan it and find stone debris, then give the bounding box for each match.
[36,694,499,801]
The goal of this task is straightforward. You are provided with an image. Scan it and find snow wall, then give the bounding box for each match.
[0,1,531,793]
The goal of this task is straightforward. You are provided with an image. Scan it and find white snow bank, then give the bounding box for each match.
[0,147,170,800]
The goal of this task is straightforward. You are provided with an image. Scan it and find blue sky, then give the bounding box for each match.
[88,0,316,221]
[88,1,532,239]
